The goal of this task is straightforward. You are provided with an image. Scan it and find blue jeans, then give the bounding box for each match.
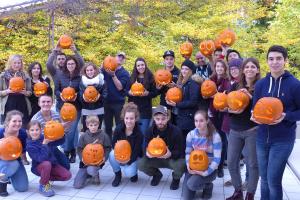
[109,151,137,177]
[0,160,28,192]
[62,110,81,151]
[256,139,294,200]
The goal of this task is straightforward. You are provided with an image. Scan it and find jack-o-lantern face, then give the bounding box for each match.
[44,120,65,140]
[166,87,183,103]
[199,40,216,57]
[201,80,217,98]
[82,143,104,166]
[59,35,73,49]
[147,137,167,157]
[227,91,250,111]
[9,77,25,92]
[83,86,99,103]
[0,136,22,161]
[253,97,283,124]
[189,150,209,171]
[130,82,145,96]
[33,82,48,96]
[103,56,118,72]
[213,92,228,110]
[114,140,132,163]
[180,42,193,58]
[60,103,77,122]
[61,87,76,101]
[154,69,172,85]
[219,29,236,46]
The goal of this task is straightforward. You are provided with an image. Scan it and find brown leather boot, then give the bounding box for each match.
[226,190,243,200]
[245,192,254,200]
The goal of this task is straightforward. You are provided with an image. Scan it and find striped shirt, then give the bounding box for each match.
[185,128,222,176]
[31,110,62,133]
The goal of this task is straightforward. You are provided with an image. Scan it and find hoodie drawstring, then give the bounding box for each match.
[268,76,272,94]
[277,77,282,97]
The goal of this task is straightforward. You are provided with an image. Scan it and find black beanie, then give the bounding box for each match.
[181,59,195,73]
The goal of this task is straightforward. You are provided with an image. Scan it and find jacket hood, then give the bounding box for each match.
[265,70,293,97]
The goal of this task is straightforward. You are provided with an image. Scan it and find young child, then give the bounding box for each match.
[182,110,222,200]
[26,121,71,197]
[73,115,111,189]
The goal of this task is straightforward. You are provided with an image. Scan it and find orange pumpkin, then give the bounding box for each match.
[213,92,228,110]
[253,97,283,124]
[147,137,167,157]
[154,69,172,85]
[59,35,73,49]
[83,86,99,103]
[189,150,209,171]
[180,42,193,58]
[44,120,65,140]
[33,82,48,96]
[199,40,216,57]
[114,140,132,163]
[130,82,145,96]
[82,143,104,166]
[166,87,183,103]
[103,56,118,72]
[0,136,22,161]
[61,87,76,101]
[227,91,250,111]
[219,29,236,46]
[60,103,77,122]
[9,77,25,92]
[214,37,222,49]
[201,80,217,98]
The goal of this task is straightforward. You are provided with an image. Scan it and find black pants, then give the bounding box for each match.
[104,103,123,140]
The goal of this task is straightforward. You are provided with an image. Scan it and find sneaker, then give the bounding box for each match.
[0,182,8,197]
[150,171,163,186]
[0,173,5,181]
[217,168,224,178]
[22,159,30,165]
[224,179,233,187]
[130,174,138,182]
[202,183,213,199]
[226,190,243,200]
[39,183,55,197]
[92,174,100,185]
[170,178,180,190]
[112,171,122,187]
[245,192,254,200]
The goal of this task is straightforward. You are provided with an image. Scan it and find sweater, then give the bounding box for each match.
[0,128,27,154]
[185,128,222,176]
[144,122,184,160]
[252,71,300,143]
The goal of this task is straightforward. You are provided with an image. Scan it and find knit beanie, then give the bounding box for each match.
[181,59,195,73]
[228,58,243,69]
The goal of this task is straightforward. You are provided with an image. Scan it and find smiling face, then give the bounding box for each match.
[57,55,66,67]
[267,52,286,77]
[11,57,22,72]
[28,124,41,140]
[194,113,208,132]
[67,59,76,73]
[181,66,191,78]
[153,114,168,130]
[86,65,96,78]
[38,95,53,112]
[136,60,146,74]
[215,61,225,76]
[6,115,22,133]
[243,61,259,79]
[228,52,240,62]
[124,112,136,130]
[230,67,240,79]
[31,64,41,78]
[164,56,175,68]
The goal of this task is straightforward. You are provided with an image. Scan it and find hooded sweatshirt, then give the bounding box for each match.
[252,71,300,143]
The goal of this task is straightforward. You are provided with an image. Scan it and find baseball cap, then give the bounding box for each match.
[117,51,126,58]
[163,50,175,58]
[153,105,168,116]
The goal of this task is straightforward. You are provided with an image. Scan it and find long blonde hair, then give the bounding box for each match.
[177,68,193,86]
[5,54,24,71]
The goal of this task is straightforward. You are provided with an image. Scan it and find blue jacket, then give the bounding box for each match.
[26,135,65,175]
[176,79,200,131]
[0,128,27,154]
[253,71,300,143]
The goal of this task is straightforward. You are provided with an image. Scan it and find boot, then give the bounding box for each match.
[112,171,122,187]
[245,192,254,200]
[202,183,213,199]
[226,190,243,200]
[130,174,138,182]
[0,182,8,197]
[170,178,180,190]
[21,153,30,165]
[150,170,163,186]
[69,149,76,163]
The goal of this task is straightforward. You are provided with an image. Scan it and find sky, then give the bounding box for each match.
[0,0,37,8]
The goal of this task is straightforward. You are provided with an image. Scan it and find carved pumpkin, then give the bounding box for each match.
[227,91,250,111]
[103,56,118,72]
[33,82,48,96]
[82,143,104,166]
[199,40,216,57]
[61,87,76,101]
[253,97,283,124]
[83,86,99,103]
[44,120,65,140]
[9,77,25,92]
[166,87,183,103]
[130,82,145,96]
[59,35,73,49]
[0,136,22,161]
[154,69,172,85]
[201,80,217,98]
[147,137,167,157]
[60,103,77,122]
[189,150,209,171]
[219,29,236,46]
[214,37,222,49]
[180,42,193,58]
[213,92,228,110]
[114,140,132,163]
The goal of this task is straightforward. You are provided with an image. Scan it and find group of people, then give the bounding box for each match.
[0,40,299,200]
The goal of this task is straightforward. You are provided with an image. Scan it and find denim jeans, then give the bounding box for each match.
[227,128,258,194]
[256,139,294,200]
[138,118,150,136]
[0,160,28,192]
[73,166,100,189]
[62,110,81,151]
[109,151,137,178]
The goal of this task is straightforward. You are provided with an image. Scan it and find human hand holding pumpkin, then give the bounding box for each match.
[141,90,149,97]
[269,113,286,125]
[20,89,30,96]
[70,43,77,52]
[250,111,262,125]
[42,138,53,145]
[187,165,198,175]
[228,108,244,114]
[146,151,154,159]
[165,99,176,107]
[156,83,163,90]
[239,88,252,99]
[105,68,116,77]
[158,147,171,159]
[167,81,176,88]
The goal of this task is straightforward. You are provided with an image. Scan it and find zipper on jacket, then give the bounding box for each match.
[267,77,277,143]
